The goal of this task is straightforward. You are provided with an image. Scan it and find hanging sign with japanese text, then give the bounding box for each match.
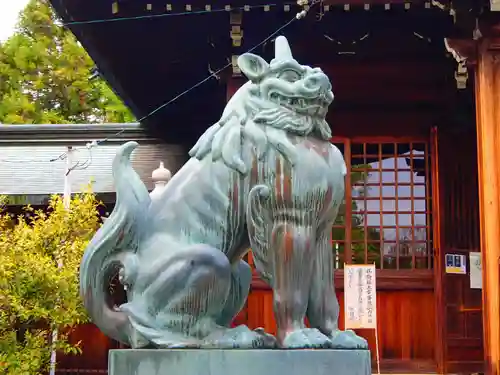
[344,264,377,329]
[491,0,500,12]
[469,252,482,289]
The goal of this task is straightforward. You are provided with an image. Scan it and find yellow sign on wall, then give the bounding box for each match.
[445,253,467,275]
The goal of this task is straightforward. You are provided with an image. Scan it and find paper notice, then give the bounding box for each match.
[344,264,377,329]
[469,252,482,289]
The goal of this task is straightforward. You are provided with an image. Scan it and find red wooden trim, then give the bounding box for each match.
[475,38,500,375]
[375,359,437,374]
[331,135,428,143]
[251,269,434,290]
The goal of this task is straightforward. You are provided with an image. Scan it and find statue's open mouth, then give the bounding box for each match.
[269,92,329,116]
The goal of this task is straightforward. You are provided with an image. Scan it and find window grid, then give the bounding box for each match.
[331,139,433,270]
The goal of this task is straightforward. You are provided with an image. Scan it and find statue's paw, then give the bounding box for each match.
[281,328,333,349]
[152,335,202,349]
[329,329,368,349]
[202,325,277,349]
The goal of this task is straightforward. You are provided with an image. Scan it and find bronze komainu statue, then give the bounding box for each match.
[80,36,368,350]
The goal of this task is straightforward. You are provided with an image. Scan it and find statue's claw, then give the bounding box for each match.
[166,342,201,349]
[329,329,369,349]
[281,328,333,349]
[201,325,277,349]
[253,327,278,348]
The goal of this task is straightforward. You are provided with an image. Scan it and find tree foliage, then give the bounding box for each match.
[333,165,381,266]
[0,0,134,124]
[0,193,101,374]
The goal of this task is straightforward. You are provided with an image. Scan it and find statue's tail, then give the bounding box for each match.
[79,141,151,345]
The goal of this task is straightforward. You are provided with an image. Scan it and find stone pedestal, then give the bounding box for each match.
[109,349,372,375]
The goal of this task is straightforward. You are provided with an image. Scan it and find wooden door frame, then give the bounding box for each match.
[431,126,446,374]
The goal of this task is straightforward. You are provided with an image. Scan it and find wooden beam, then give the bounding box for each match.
[320,0,444,5]
[475,36,500,375]
[321,61,450,83]
[251,269,434,290]
[445,38,478,66]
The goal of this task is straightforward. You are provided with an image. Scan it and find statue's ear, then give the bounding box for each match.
[237,53,269,82]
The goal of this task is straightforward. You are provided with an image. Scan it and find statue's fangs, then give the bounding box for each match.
[80,36,369,350]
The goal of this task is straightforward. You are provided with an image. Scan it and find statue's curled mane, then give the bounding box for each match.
[189,37,334,174]
[189,83,332,175]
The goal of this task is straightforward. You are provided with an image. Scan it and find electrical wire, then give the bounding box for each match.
[55,4,278,27]
[137,16,298,123]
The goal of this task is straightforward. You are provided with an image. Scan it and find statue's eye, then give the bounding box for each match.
[279,70,300,82]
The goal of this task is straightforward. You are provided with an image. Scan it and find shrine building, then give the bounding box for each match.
[8,0,498,373]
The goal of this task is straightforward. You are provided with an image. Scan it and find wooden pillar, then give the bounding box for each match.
[475,36,500,375]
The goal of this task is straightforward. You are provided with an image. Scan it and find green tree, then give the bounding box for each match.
[333,165,382,267]
[0,0,134,124]
[0,192,101,374]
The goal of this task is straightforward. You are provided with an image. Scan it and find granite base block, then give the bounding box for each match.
[109,349,372,375]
